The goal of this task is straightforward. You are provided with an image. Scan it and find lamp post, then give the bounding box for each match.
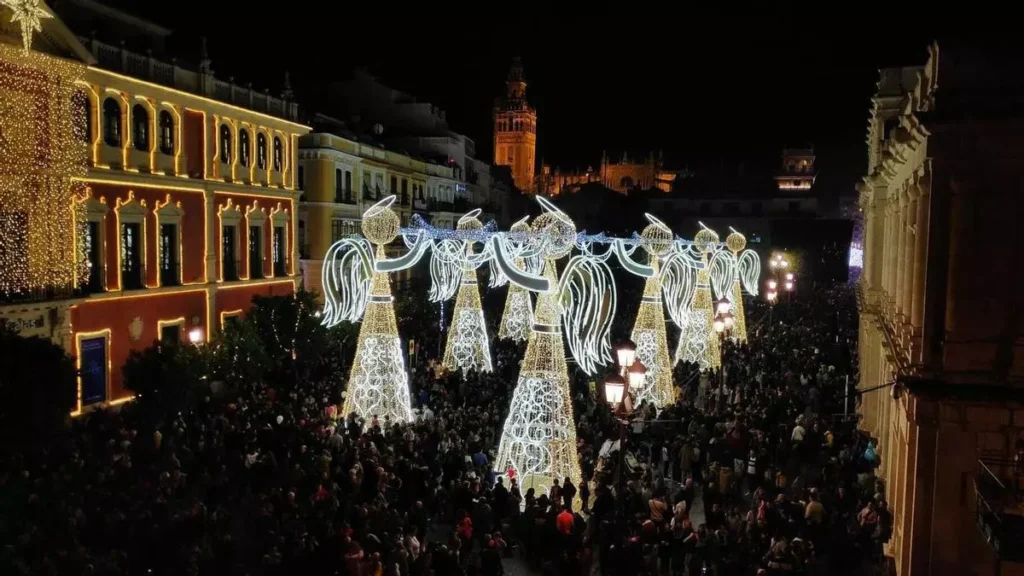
[712,299,735,412]
[603,339,646,521]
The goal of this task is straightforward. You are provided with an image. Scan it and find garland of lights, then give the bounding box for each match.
[442,210,493,374]
[0,41,87,299]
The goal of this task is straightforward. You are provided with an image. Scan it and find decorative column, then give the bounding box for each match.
[894,189,909,322]
[910,172,931,363]
[902,186,917,346]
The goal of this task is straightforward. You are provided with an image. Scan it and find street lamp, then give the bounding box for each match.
[723,311,735,331]
[604,374,626,407]
[627,359,647,390]
[615,339,637,369]
[188,327,204,345]
[716,297,731,316]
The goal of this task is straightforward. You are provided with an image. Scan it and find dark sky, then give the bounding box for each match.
[103,0,1017,197]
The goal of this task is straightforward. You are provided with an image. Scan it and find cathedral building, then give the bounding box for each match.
[492,58,536,192]
[537,150,683,196]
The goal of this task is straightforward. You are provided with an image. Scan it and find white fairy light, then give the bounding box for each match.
[442,210,493,374]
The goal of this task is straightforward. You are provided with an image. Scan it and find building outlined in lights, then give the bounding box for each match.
[0,0,310,415]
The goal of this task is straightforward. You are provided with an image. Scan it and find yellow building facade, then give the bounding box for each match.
[858,43,1024,575]
[298,132,462,295]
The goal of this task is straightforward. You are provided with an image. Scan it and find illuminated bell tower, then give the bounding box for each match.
[493,57,537,192]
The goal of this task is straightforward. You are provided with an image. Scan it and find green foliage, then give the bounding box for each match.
[122,338,211,426]
[0,327,76,446]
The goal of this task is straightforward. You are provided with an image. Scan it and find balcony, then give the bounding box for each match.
[0,283,82,305]
[362,185,382,202]
[975,458,1024,562]
[413,197,428,211]
[334,188,356,205]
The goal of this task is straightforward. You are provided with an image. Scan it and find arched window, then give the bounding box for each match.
[102,98,121,147]
[131,104,149,151]
[620,176,634,189]
[158,110,174,154]
[257,133,267,170]
[238,129,251,168]
[219,124,232,164]
[273,137,283,171]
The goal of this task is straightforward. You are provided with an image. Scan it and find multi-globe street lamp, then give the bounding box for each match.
[603,339,647,520]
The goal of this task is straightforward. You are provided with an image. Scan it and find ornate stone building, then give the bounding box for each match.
[857,42,1024,575]
[493,58,536,192]
[537,150,684,196]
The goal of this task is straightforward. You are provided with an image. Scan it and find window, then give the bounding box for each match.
[238,129,251,168]
[401,179,408,204]
[344,171,353,202]
[102,98,121,147]
[79,335,108,406]
[257,133,267,170]
[158,110,174,154]
[120,222,143,289]
[620,176,634,189]
[331,219,358,242]
[132,104,149,151]
[219,125,232,164]
[390,175,398,195]
[249,225,263,279]
[160,323,181,346]
[159,223,179,286]
[725,202,740,215]
[335,168,344,203]
[222,225,238,281]
[273,136,283,171]
[85,221,103,292]
[272,226,286,276]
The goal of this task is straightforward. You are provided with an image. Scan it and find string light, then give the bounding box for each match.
[675,226,721,370]
[1,0,51,51]
[442,210,493,374]
[0,42,87,298]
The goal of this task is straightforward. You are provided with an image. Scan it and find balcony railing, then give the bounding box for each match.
[223,258,241,282]
[413,197,428,211]
[120,263,146,291]
[362,185,382,201]
[335,188,356,205]
[0,283,83,305]
[159,260,180,287]
[273,258,289,277]
[975,458,1024,562]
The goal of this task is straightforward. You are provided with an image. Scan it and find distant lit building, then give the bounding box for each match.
[537,150,686,196]
[774,148,816,191]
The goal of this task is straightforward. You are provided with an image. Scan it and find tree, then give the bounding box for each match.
[0,327,76,447]
[122,340,210,426]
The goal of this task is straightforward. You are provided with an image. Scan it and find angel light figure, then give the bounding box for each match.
[669,225,721,370]
[491,197,616,504]
[441,209,494,374]
[320,197,430,426]
[709,228,761,344]
[613,214,676,408]
[497,216,536,342]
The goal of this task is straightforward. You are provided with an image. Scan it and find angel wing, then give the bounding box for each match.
[738,249,761,295]
[708,250,736,301]
[321,237,374,327]
[661,251,699,327]
[429,239,463,302]
[558,255,617,375]
[488,256,509,288]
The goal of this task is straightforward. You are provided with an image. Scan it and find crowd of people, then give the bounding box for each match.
[0,279,885,576]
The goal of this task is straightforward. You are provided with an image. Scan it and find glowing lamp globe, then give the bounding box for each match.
[362,197,401,245]
[640,214,673,257]
[716,298,731,316]
[188,327,204,344]
[785,281,794,291]
[694,228,719,254]
[723,312,735,330]
[768,279,777,290]
[785,272,794,281]
[725,230,746,254]
[604,375,626,406]
[767,291,777,302]
[457,208,483,231]
[627,359,647,389]
[713,318,725,333]
[615,340,637,368]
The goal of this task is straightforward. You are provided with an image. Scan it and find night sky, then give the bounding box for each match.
[99,0,1017,197]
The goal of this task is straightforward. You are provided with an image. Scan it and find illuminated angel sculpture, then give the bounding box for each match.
[497,216,536,342]
[441,210,493,373]
[320,197,430,426]
[492,198,615,503]
[710,228,761,344]
[667,225,721,370]
[613,214,676,408]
